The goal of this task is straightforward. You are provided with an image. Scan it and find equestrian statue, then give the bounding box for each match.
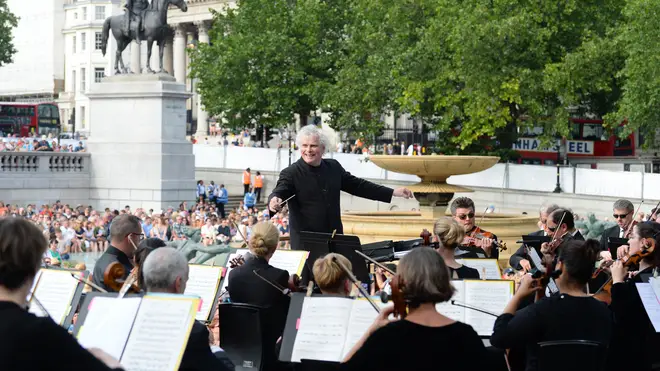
[100,0,188,74]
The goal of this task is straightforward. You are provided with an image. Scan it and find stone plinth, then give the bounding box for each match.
[87,74,195,211]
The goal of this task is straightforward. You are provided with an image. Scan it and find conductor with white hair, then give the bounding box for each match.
[142,248,233,371]
[268,124,413,251]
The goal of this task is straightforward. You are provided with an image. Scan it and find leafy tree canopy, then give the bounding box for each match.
[0,0,18,67]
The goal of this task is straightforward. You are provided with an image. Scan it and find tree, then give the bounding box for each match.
[0,0,18,67]
[189,0,349,130]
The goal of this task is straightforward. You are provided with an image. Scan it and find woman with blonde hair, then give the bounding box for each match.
[433,217,480,279]
[312,253,352,296]
[227,222,290,371]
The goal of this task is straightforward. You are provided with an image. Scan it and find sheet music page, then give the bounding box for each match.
[650,277,660,303]
[221,249,250,292]
[269,250,309,276]
[341,299,380,359]
[529,248,545,272]
[456,259,501,279]
[28,269,79,325]
[291,297,353,362]
[436,280,465,322]
[184,265,222,321]
[27,269,43,302]
[636,283,660,332]
[120,296,199,371]
[463,280,513,336]
[77,297,142,360]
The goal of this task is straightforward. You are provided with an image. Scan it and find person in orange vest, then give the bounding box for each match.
[242,168,251,195]
[254,171,264,203]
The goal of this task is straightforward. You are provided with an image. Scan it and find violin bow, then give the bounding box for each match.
[354,250,395,275]
[232,221,248,248]
[649,200,660,222]
[547,211,567,254]
[333,256,381,313]
[624,200,645,238]
[70,273,108,293]
[478,205,492,229]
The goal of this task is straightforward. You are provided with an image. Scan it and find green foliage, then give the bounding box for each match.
[0,0,18,67]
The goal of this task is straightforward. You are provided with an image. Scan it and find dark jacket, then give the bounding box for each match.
[180,321,233,371]
[91,246,133,293]
[509,229,545,270]
[268,158,394,250]
[599,225,623,253]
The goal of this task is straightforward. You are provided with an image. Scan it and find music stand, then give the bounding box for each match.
[608,237,629,257]
[299,231,370,284]
[360,240,395,261]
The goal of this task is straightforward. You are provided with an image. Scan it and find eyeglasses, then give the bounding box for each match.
[456,213,475,220]
[613,213,630,219]
[547,226,557,232]
[129,232,145,241]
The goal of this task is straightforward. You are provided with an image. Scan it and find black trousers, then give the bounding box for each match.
[243,183,250,195]
[216,202,226,218]
[255,187,262,203]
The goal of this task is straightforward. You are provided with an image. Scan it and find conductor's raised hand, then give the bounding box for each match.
[269,196,283,212]
[393,187,413,199]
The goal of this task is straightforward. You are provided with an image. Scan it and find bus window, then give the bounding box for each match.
[582,124,604,141]
[38,105,51,118]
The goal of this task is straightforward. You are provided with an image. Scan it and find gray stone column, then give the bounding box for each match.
[164,30,174,75]
[195,21,210,138]
[130,41,141,74]
[173,24,187,83]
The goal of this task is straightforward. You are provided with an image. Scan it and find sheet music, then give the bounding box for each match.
[121,296,199,370]
[77,297,142,360]
[636,283,660,332]
[463,280,513,336]
[184,265,222,321]
[529,248,545,272]
[28,269,79,325]
[456,259,501,279]
[269,250,309,276]
[291,297,353,362]
[341,300,380,359]
[436,280,465,322]
[27,269,43,302]
[221,249,251,292]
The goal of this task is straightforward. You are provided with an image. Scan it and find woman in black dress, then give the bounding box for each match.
[433,217,480,279]
[608,221,660,371]
[490,239,613,371]
[0,217,124,370]
[341,247,489,371]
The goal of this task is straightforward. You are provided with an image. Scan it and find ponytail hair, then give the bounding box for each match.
[433,217,465,250]
[248,222,279,258]
[558,239,600,285]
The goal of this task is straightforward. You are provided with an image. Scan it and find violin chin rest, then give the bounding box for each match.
[380,291,391,304]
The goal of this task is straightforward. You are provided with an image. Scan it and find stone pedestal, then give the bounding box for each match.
[87,74,195,211]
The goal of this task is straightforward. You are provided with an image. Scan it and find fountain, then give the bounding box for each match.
[341,155,538,265]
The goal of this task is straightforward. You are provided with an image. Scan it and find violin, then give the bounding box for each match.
[103,262,140,293]
[593,242,655,305]
[229,255,245,268]
[464,227,508,252]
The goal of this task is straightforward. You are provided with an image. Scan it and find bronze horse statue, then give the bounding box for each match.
[100,0,188,74]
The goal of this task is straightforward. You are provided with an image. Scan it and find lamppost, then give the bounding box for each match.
[553,138,563,193]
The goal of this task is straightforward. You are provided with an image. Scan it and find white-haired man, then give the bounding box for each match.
[142,248,233,371]
[268,125,413,252]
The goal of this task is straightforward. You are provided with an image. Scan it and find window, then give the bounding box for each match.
[95,32,102,50]
[95,6,105,20]
[81,32,86,51]
[72,35,76,53]
[81,68,86,91]
[82,7,87,20]
[582,123,605,141]
[94,68,105,83]
[72,70,76,93]
[74,12,78,20]
[81,106,86,129]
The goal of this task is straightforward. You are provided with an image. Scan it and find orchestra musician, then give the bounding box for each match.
[599,199,634,260]
[267,124,412,251]
[312,253,353,296]
[341,247,489,371]
[540,208,584,259]
[91,215,143,292]
[141,247,234,371]
[134,237,166,290]
[509,204,559,272]
[450,197,499,259]
[226,222,290,371]
[0,217,124,370]
[433,217,480,279]
[608,221,660,371]
[490,240,613,371]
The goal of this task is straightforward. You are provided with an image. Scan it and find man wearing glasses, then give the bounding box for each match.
[509,204,560,272]
[92,214,144,292]
[450,197,499,259]
[599,199,634,261]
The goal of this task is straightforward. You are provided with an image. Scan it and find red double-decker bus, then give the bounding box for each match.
[512,118,636,165]
[0,102,61,138]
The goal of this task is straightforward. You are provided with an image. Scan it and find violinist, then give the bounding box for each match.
[451,197,499,259]
[433,217,480,279]
[540,208,584,260]
[599,199,634,260]
[91,215,143,292]
[607,221,660,371]
[226,222,289,371]
[341,247,489,371]
[312,253,352,296]
[0,217,124,370]
[509,204,559,272]
[490,240,613,371]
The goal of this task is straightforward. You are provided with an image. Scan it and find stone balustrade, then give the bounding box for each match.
[0,152,90,174]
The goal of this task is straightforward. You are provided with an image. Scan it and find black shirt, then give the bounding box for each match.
[491,294,613,371]
[0,301,122,370]
[450,265,481,279]
[340,320,488,371]
[91,246,134,292]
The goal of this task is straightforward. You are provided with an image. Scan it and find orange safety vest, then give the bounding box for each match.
[255,175,263,188]
[243,171,251,185]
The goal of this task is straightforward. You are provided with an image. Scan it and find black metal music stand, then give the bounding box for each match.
[608,237,629,257]
[299,231,370,284]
